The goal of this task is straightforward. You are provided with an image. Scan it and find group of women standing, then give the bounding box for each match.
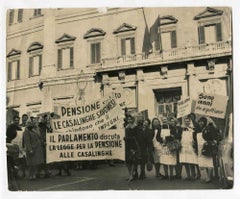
[124,113,220,183]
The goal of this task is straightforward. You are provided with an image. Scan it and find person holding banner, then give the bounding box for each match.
[23,118,45,180]
[179,116,198,180]
[157,117,177,180]
[151,118,163,178]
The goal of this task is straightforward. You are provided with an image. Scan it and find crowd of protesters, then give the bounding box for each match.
[6,109,222,190]
[6,113,114,189]
[124,112,222,183]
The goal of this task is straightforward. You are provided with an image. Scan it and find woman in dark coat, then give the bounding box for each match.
[124,115,138,181]
[23,118,45,180]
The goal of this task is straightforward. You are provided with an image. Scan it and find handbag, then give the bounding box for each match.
[201,141,218,157]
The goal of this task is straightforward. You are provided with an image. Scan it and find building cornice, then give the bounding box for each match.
[56,8,141,25]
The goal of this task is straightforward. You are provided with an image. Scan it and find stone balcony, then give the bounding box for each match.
[98,40,232,72]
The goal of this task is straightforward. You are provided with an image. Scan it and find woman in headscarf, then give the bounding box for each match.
[23,117,45,180]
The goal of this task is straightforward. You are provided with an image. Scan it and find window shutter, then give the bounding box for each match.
[34,9,41,16]
[198,26,205,44]
[8,62,12,81]
[96,43,101,63]
[18,9,23,23]
[39,55,42,74]
[216,23,222,42]
[121,39,126,56]
[90,44,95,64]
[57,49,62,69]
[70,47,74,67]
[9,10,14,25]
[171,30,177,48]
[29,57,33,77]
[130,38,135,54]
[17,60,20,79]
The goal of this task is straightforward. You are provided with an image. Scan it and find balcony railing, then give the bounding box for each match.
[101,41,232,69]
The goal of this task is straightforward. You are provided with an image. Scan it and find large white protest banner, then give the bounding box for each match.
[194,93,228,119]
[46,129,125,163]
[177,98,192,118]
[51,94,124,134]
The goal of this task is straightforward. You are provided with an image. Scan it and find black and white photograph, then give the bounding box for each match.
[1,0,239,197]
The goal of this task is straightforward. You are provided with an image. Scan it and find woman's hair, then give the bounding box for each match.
[26,120,35,129]
[198,116,208,127]
[169,117,178,124]
[144,118,151,126]
[151,117,161,129]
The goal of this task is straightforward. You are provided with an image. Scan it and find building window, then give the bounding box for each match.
[7,49,21,81]
[158,16,178,51]
[198,23,222,44]
[194,7,224,44]
[84,28,106,65]
[8,60,20,81]
[57,47,74,70]
[33,9,42,17]
[160,30,177,50]
[121,37,135,55]
[29,55,42,77]
[55,33,76,70]
[8,9,23,25]
[27,42,44,77]
[113,23,137,57]
[91,42,101,64]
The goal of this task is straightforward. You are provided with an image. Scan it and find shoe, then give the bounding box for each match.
[184,177,191,181]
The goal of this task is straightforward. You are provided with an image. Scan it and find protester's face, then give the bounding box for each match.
[153,119,160,128]
[137,116,144,126]
[198,120,206,128]
[22,115,28,123]
[170,119,176,127]
[143,120,150,128]
[13,117,20,125]
[127,117,134,125]
[162,117,168,125]
[32,117,39,126]
[184,118,190,127]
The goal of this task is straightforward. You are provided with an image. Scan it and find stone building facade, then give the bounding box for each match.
[6,7,232,124]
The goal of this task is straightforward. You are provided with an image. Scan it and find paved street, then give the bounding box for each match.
[13,162,219,191]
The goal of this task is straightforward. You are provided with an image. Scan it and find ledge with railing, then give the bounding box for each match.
[100,40,232,70]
